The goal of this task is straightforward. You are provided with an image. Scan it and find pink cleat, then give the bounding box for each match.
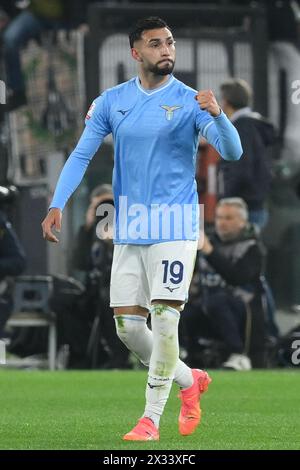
[123,417,159,441]
[178,369,212,436]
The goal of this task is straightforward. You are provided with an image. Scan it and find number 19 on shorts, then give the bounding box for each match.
[162,260,184,284]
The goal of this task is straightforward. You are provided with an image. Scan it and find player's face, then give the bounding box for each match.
[133,27,176,75]
[215,205,246,241]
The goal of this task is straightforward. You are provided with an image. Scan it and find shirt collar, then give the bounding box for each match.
[231,106,252,122]
[135,75,175,95]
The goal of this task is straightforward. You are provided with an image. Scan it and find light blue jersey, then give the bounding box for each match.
[50,75,242,244]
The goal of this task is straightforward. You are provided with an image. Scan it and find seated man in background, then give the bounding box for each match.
[184,197,267,370]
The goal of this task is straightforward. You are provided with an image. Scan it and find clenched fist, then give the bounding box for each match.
[195,89,221,117]
[41,208,62,243]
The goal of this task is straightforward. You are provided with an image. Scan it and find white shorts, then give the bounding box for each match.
[110,240,198,311]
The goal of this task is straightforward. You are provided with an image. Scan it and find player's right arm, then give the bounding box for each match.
[41,93,111,243]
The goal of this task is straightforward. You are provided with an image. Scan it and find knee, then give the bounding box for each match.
[113,306,148,316]
[150,304,180,345]
[152,300,183,312]
[114,315,130,342]
[114,314,146,344]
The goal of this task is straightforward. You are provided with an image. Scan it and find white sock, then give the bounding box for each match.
[174,360,193,389]
[143,304,181,428]
[114,314,193,389]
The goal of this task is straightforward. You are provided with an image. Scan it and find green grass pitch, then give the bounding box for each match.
[0,369,299,450]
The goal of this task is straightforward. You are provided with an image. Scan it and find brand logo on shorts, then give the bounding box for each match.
[164,286,180,293]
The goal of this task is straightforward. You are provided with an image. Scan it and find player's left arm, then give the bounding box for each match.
[195,90,243,161]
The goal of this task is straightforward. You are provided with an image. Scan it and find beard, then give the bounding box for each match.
[148,59,175,76]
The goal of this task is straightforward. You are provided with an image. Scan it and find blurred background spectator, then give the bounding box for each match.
[0,184,26,338]
[218,78,276,230]
[181,198,271,370]
[72,184,130,369]
[0,0,96,111]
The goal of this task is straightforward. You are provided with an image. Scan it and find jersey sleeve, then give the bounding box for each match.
[196,107,242,161]
[50,93,112,210]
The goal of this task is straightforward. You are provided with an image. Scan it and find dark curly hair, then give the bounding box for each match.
[129,17,171,48]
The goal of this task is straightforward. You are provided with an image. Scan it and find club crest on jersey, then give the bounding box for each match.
[160,105,182,121]
[86,101,96,120]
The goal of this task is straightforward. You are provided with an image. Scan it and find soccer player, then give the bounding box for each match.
[42,17,242,441]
